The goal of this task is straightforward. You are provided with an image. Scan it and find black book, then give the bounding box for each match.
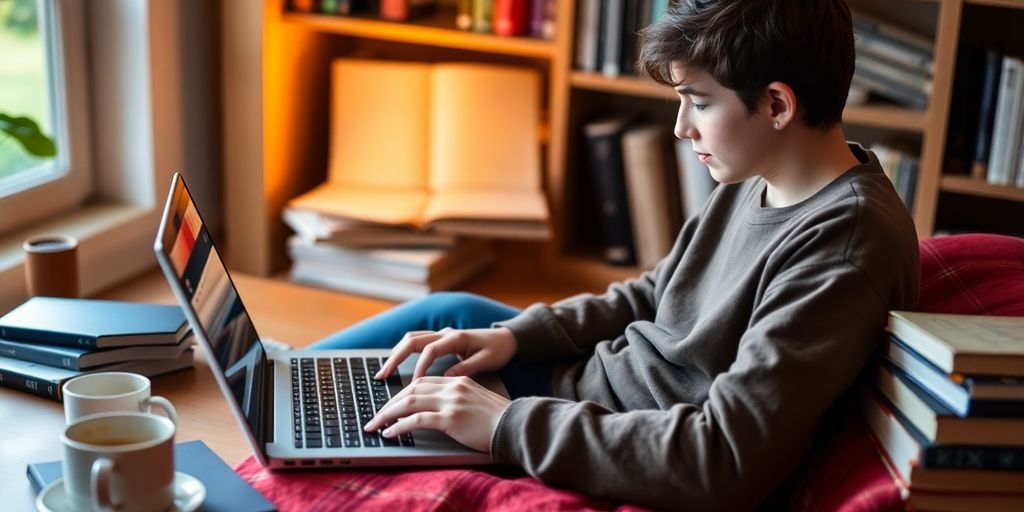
[944,46,987,175]
[584,117,637,266]
[27,440,276,512]
[620,0,642,77]
[0,297,188,349]
[971,49,1004,179]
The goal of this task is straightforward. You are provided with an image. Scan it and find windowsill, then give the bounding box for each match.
[0,201,157,313]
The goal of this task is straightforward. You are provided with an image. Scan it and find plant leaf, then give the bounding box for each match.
[0,113,57,158]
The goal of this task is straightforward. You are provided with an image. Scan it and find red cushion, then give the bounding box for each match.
[918,234,1024,316]
[233,234,1024,511]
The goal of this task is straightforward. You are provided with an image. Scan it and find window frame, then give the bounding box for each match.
[0,0,93,234]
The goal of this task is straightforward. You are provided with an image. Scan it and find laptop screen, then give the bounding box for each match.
[155,175,267,447]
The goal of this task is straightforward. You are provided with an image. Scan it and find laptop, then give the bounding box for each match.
[154,173,508,468]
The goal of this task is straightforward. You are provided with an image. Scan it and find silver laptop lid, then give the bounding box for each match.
[154,173,270,463]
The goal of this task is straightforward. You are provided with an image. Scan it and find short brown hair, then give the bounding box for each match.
[639,0,854,129]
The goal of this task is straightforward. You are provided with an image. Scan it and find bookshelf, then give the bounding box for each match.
[223,0,1024,278]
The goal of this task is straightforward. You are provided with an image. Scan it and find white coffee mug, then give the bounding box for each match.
[63,372,177,425]
[61,412,176,512]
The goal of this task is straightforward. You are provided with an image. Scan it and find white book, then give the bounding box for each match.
[673,138,717,220]
[600,0,624,77]
[987,56,1024,186]
[287,237,491,282]
[575,0,601,72]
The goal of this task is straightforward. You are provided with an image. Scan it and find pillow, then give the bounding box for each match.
[918,233,1024,316]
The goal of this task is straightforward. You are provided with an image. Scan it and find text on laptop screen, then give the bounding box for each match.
[160,179,267,443]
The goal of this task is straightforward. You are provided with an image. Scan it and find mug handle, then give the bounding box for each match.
[141,395,178,425]
[91,457,119,512]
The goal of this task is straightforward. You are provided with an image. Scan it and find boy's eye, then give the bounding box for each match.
[691,103,708,112]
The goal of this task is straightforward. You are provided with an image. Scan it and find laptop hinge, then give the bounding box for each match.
[264,358,275,443]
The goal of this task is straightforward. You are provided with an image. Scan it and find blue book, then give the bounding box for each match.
[26,440,276,512]
[875,361,1024,446]
[0,335,193,370]
[0,297,188,349]
[886,335,1024,418]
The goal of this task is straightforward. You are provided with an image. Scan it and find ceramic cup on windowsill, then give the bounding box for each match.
[23,234,79,298]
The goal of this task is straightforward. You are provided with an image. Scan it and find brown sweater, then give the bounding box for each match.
[493,145,919,510]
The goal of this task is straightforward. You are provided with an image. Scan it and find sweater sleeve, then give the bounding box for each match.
[491,263,892,510]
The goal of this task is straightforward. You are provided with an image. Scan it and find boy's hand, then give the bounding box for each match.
[363,376,511,453]
[374,327,518,381]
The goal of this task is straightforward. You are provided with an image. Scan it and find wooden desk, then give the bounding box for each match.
[0,273,394,511]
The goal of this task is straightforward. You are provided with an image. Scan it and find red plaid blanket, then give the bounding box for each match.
[235,457,649,512]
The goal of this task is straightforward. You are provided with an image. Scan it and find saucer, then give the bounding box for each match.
[37,471,206,512]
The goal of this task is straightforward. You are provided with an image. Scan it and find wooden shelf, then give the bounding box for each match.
[842,104,929,133]
[965,0,1024,9]
[283,11,557,59]
[570,72,676,101]
[940,175,1024,202]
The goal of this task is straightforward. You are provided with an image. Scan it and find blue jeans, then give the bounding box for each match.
[311,292,553,399]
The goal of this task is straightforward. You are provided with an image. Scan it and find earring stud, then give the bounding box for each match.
[773,121,780,128]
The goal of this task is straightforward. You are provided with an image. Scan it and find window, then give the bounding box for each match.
[0,0,92,233]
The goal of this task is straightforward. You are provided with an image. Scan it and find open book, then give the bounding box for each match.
[286,59,550,240]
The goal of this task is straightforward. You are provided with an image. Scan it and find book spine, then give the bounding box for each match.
[528,0,546,38]
[853,34,933,75]
[852,15,934,58]
[600,0,624,77]
[0,366,61,401]
[972,50,1003,180]
[540,0,556,40]
[0,339,81,370]
[853,65,929,109]
[987,57,1023,186]
[321,0,340,15]
[674,138,716,219]
[493,0,528,37]
[620,0,641,77]
[0,326,98,349]
[456,0,474,31]
[575,0,601,72]
[472,0,493,33]
[921,445,1024,471]
[584,121,637,266]
[380,0,407,20]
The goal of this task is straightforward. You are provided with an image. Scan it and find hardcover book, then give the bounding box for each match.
[860,389,1024,487]
[874,361,1024,447]
[885,335,1024,417]
[887,311,1024,377]
[0,297,188,349]
[27,440,276,512]
[0,349,194,401]
[0,334,193,371]
[621,124,681,269]
[285,59,549,241]
[584,116,636,266]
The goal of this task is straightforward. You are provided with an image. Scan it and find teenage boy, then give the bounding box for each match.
[315,0,919,508]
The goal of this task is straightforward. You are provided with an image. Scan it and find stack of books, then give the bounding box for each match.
[860,311,1024,512]
[0,297,195,401]
[283,59,549,300]
[850,12,934,110]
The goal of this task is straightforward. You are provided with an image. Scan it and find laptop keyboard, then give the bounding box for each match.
[291,357,415,449]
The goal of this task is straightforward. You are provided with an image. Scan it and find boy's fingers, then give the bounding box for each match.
[443,352,489,377]
[378,331,441,379]
[413,336,459,380]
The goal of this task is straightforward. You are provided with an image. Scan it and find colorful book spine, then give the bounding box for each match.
[472,0,493,33]
[493,0,528,37]
[0,325,101,349]
[321,0,340,15]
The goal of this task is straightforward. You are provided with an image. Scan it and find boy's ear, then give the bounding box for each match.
[763,82,797,130]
